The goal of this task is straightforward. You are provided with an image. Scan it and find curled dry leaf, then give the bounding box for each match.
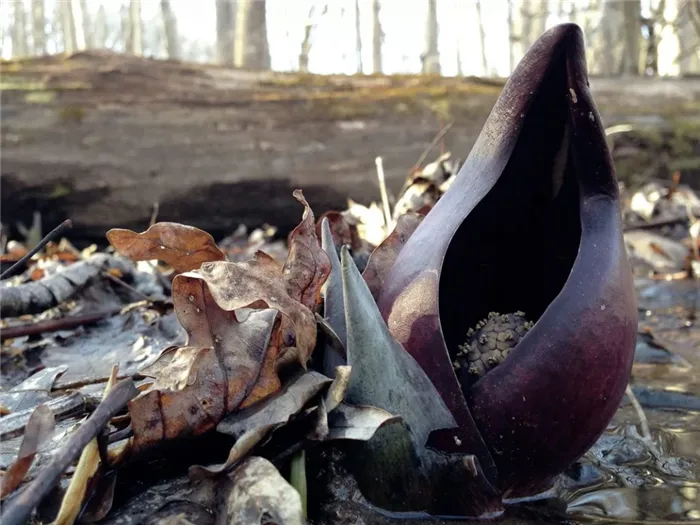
[284,190,331,311]
[224,457,305,525]
[107,222,225,273]
[362,213,424,302]
[0,404,55,499]
[198,253,317,366]
[128,276,279,451]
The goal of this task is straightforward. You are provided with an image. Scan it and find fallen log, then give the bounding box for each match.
[2,51,700,243]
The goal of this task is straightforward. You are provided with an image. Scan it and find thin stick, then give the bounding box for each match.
[412,119,454,172]
[149,201,160,228]
[102,272,152,302]
[374,157,393,231]
[1,220,73,280]
[0,378,139,525]
[625,384,651,440]
[1,308,122,342]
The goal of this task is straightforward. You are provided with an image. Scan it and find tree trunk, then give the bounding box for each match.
[299,7,313,73]
[216,0,235,65]
[80,0,93,48]
[160,0,180,59]
[13,0,28,57]
[371,0,382,73]
[234,0,270,70]
[31,0,46,55]
[422,0,440,74]
[601,0,623,75]
[355,0,363,74]
[95,5,107,48]
[71,0,86,50]
[507,0,515,73]
[60,0,77,53]
[128,0,143,55]
[678,0,700,74]
[620,0,641,75]
[475,0,488,75]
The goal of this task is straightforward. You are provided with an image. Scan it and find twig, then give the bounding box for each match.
[102,272,152,302]
[625,384,651,441]
[623,216,689,232]
[1,220,73,280]
[374,157,393,232]
[149,201,160,228]
[412,119,454,172]
[1,308,122,342]
[0,378,139,525]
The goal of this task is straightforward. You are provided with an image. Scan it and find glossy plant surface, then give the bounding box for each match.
[377,23,638,499]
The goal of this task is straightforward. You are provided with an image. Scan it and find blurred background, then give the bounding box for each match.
[2,0,700,243]
[2,0,699,77]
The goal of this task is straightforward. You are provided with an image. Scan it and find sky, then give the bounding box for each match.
[1,0,664,77]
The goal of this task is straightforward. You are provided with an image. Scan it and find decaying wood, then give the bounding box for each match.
[0,253,130,317]
[3,51,699,243]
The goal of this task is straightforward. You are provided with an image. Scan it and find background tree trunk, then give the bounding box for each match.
[60,0,77,53]
[79,0,93,48]
[234,0,270,69]
[160,0,180,59]
[94,5,107,48]
[600,0,623,75]
[422,0,440,74]
[355,0,363,74]
[12,0,29,57]
[71,0,87,51]
[620,0,641,74]
[476,0,488,75]
[371,0,382,73]
[216,0,235,65]
[31,0,46,55]
[128,0,143,55]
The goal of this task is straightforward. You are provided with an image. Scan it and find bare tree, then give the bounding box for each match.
[71,0,86,50]
[475,0,488,76]
[620,0,641,74]
[507,0,515,73]
[94,4,107,48]
[160,0,180,59]
[59,0,77,53]
[355,0,363,73]
[600,0,623,75]
[216,0,234,65]
[12,0,29,57]
[31,0,46,55]
[678,0,700,73]
[422,0,440,74]
[80,0,93,48]
[371,0,382,73]
[128,0,143,55]
[234,0,270,69]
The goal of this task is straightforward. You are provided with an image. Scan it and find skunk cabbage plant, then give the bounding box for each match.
[375,23,637,507]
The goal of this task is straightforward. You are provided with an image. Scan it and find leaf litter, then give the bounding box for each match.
[1,150,699,524]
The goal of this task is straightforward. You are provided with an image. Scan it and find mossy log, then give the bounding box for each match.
[2,51,700,242]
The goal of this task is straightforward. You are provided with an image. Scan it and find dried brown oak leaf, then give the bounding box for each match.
[283,190,331,311]
[107,222,225,273]
[362,213,424,301]
[198,251,317,367]
[128,273,279,452]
